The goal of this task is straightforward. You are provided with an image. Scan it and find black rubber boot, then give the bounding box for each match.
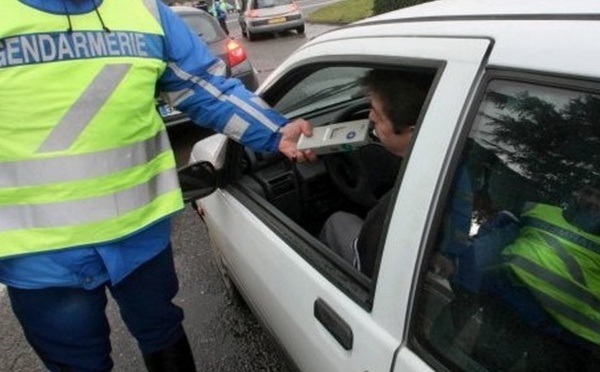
[142,334,197,372]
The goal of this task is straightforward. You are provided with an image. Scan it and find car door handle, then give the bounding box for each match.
[314,298,353,350]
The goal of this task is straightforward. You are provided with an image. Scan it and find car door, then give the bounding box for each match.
[401,69,600,371]
[199,35,491,371]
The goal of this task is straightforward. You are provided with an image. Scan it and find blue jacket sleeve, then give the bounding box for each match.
[156,3,287,152]
[439,164,474,258]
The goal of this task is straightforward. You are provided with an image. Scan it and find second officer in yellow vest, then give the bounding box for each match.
[503,186,600,348]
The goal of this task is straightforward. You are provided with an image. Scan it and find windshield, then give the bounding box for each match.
[274,67,369,118]
[254,0,293,9]
[179,12,224,44]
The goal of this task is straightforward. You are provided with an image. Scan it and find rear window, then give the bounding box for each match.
[254,0,293,9]
[179,12,224,44]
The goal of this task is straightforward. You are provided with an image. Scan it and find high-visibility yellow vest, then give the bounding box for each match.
[0,0,184,258]
[503,203,600,345]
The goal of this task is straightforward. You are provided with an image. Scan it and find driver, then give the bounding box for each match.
[319,69,431,276]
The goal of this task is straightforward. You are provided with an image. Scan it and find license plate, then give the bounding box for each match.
[158,103,176,117]
[268,17,286,24]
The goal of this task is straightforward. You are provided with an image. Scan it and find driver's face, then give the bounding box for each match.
[369,93,414,158]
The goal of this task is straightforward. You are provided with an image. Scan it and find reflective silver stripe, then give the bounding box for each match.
[223,114,249,142]
[541,233,586,286]
[524,216,600,255]
[207,59,227,77]
[529,286,600,336]
[509,255,600,313]
[142,0,161,24]
[0,168,179,232]
[168,62,228,101]
[228,95,279,131]
[168,62,280,131]
[165,88,194,107]
[1,131,171,188]
[37,64,132,153]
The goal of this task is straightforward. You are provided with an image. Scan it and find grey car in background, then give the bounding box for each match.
[158,6,259,128]
[238,0,305,41]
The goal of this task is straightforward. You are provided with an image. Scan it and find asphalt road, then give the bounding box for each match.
[0,18,338,372]
[0,207,295,372]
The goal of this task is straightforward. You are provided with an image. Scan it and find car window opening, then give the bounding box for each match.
[235,65,437,285]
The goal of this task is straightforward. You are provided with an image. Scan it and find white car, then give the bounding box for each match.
[191,0,600,371]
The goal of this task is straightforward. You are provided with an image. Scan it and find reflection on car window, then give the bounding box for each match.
[274,67,369,118]
[413,78,600,371]
[180,13,222,44]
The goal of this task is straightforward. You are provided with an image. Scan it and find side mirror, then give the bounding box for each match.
[177,161,218,203]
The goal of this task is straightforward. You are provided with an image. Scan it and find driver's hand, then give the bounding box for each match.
[277,119,318,163]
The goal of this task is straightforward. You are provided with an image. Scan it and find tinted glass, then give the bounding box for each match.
[179,12,224,44]
[254,0,293,9]
[413,78,600,371]
[273,66,368,118]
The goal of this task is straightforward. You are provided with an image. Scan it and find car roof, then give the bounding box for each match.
[365,0,600,20]
[307,0,600,79]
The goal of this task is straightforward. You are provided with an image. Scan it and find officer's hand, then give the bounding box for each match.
[277,119,317,163]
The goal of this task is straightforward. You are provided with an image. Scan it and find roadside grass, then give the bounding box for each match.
[306,0,374,25]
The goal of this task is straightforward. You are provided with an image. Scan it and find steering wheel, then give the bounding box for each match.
[325,99,396,209]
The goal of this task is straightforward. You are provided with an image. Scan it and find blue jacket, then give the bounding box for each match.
[0,0,288,289]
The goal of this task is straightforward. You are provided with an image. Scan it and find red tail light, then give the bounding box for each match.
[227,39,247,67]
